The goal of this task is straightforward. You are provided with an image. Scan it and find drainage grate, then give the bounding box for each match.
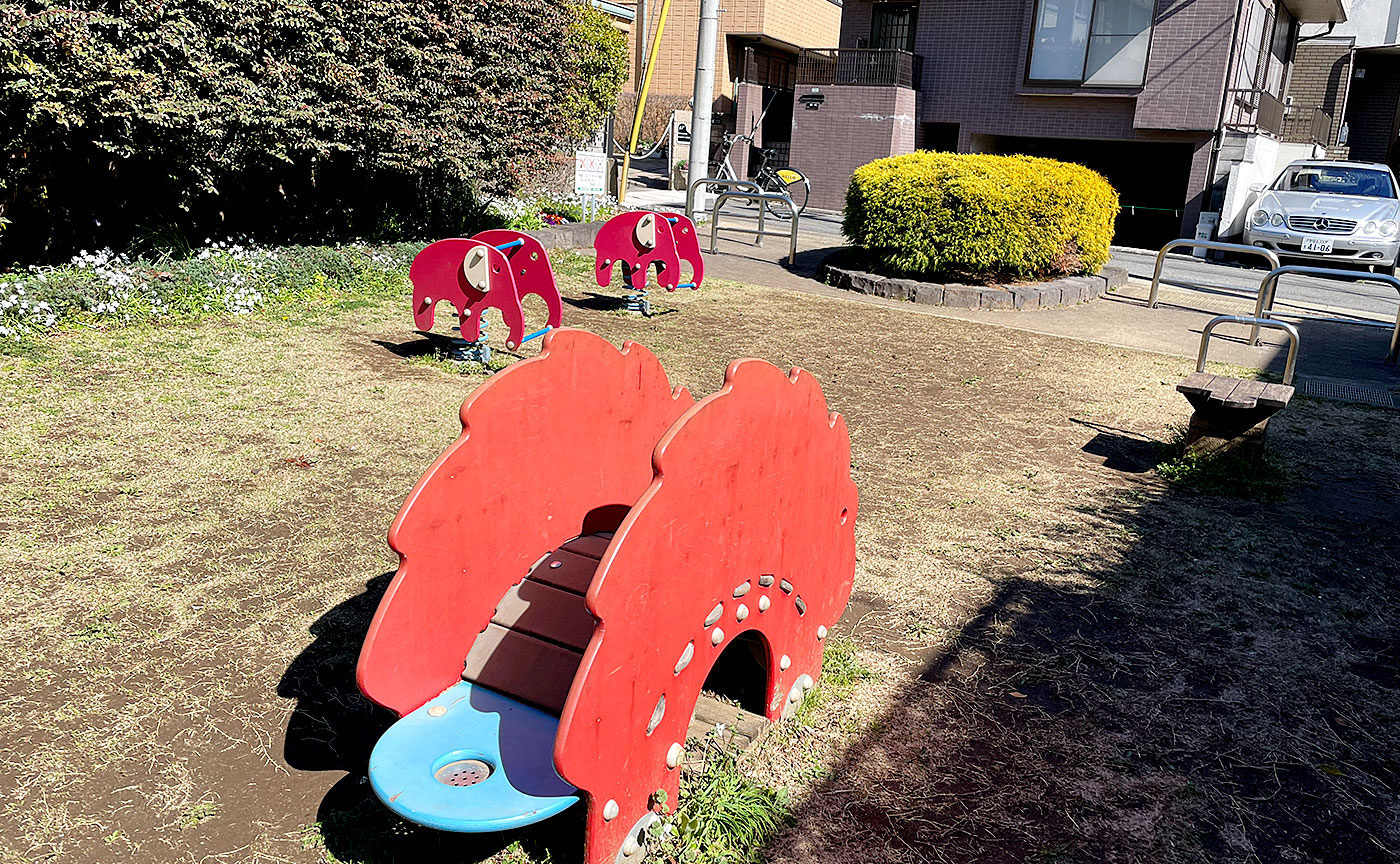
[435,759,492,787]
[1299,376,1397,408]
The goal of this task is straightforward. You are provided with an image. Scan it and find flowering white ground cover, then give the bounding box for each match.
[0,241,418,344]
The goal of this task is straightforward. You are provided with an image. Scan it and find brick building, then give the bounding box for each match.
[1276,0,1400,176]
[608,0,843,178]
[779,0,1350,247]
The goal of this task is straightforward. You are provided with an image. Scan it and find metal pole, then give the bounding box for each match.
[620,0,675,204]
[688,0,720,212]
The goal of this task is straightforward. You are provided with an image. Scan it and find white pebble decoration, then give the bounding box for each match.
[704,603,723,627]
[779,654,791,671]
[674,641,694,675]
[817,625,828,640]
[758,595,771,612]
[622,837,641,856]
[603,799,619,821]
[798,674,815,692]
[733,581,751,598]
[666,742,684,769]
[787,685,803,703]
[428,705,446,717]
[711,627,724,646]
[735,604,749,622]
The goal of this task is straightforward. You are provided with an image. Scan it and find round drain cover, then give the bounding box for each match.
[435,759,492,787]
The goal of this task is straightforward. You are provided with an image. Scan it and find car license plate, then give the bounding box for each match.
[1301,237,1334,254]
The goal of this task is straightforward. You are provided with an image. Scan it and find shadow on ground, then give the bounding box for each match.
[279,573,583,864]
[773,436,1400,863]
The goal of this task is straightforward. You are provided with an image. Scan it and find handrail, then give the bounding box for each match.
[1198,315,1300,386]
[1149,239,1281,309]
[685,177,760,222]
[1251,265,1400,364]
[709,190,799,266]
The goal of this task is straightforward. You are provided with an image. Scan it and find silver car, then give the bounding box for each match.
[1244,160,1400,276]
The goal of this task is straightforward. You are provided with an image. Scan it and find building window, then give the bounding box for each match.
[1028,0,1157,87]
[871,3,916,52]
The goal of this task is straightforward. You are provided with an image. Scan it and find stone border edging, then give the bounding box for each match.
[523,221,607,251]
[819,261,1129,311]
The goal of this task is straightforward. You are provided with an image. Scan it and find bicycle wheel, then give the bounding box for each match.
[762,168,809,219]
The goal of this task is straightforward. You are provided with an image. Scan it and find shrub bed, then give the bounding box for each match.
[842,152,1119,283]
[0,1,628,263]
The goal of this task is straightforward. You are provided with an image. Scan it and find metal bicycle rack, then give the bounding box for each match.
[1250,265,1400,364]
[686,177,801,267]
[684,177,761,222]
[1199,315,1300,386]
[1147,239,1281,309]
[709,192,799,266]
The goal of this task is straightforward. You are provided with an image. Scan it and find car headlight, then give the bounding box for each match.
[1364,221,1379,234]
[1383,221,1399,237]
[1252,210,1271,227]
[1271,213,1285,227]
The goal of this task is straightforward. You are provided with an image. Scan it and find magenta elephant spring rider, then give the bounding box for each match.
[356,327,856,864]
[594,211,704,315]
[411,230,564,363]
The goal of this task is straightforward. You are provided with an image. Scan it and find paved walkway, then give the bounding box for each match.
[619,181,1400,402]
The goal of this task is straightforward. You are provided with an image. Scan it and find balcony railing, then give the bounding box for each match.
[795,49,924,89]
[1310,107,1334,146]
[1223,89,1285,138]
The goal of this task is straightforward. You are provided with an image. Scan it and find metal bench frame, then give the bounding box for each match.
[1198,315,1300,386]
[1250,265,1400,364]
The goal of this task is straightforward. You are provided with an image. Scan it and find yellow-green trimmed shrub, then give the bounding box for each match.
[843,152,1119,282]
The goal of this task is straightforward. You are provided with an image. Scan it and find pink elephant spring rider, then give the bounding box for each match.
[594,212,705,316]
[410,231,564,363]
[357,328,856,864]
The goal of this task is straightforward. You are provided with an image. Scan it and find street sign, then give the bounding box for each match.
[574,150,607,197]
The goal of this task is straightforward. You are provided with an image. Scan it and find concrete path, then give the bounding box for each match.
[619,185,1400,401]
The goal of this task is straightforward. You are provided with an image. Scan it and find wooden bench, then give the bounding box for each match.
[1176,316,1300,456]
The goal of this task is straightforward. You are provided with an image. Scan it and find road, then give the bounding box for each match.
[1109,247,1399,323]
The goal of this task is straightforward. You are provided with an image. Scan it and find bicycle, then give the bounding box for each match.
[710,133,810,218]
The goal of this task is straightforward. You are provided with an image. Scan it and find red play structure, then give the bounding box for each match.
[356,328,856,863]
[411,230,563,357]
[594,211,704,315]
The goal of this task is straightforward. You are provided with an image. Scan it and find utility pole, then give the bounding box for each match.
[687,0,720,208]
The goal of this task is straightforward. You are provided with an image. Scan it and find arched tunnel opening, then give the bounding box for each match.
[700,630,770,716]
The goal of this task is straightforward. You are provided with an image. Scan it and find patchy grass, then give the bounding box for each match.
[650,738,791,864]
[2,247,1398,864]
[1155,427,1291,500]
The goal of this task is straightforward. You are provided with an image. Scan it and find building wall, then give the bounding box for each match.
[1300,0,1399,47]
[1344,54,1400,164]
[632,0,842,101]
[1281,38,1354,146]
[788,85,918,210]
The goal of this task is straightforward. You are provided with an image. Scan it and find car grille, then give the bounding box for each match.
[1287,216,1357,235]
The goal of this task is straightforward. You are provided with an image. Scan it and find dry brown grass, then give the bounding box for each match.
[1,253,1397,864]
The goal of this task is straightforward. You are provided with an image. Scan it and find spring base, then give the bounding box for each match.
[625,290,651,317]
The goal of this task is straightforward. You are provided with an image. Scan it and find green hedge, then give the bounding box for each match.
[0,1,629,263]
[842,152,1119,282]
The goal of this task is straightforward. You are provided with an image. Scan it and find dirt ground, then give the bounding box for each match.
[2,252,1398,864]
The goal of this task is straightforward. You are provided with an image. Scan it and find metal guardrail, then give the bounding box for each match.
[685,177,760,222]
[709,191,799,267]
[1199,316,1300,386]
[1148,240,1282,308]
[1250,265,1400,363]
